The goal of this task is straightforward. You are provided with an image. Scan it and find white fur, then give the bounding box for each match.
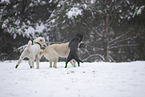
[15,37,46,69]
[38,42,77,68]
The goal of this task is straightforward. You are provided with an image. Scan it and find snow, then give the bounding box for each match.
[83,4,88,9]
[2,20,45,38]
[25,23,45,36]
[1,0,10,3]
[91,0,96,4]
[137,6,145,15]
[133,6,145,17]
[66,7,82,19]
[0,61,145,97]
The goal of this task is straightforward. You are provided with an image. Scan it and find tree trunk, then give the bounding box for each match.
[103,14,109,61]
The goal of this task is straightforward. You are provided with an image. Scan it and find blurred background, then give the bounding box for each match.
[0,0,145,62]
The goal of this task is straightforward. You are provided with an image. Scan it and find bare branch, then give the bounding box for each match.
[95,10,105,14]
[109,36,138,48]
[108,31,132,45]
[109,55,116,62]
[80,8,103,38]
[82,54,105,61]
[87,45,104,51]
[109,44,138,50]
[84,20,103,38]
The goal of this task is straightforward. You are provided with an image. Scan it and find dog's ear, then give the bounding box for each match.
[76,33,83,42]
[33,39,36,44]
[79,33,83,42]
[81,33,83,39]
[81,33,83,37]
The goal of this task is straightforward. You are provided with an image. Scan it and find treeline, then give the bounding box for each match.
[0,0,145,61]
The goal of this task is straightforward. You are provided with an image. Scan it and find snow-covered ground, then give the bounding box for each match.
[0,61,145,97]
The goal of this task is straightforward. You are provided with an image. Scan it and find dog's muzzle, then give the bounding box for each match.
[79,43,87,48]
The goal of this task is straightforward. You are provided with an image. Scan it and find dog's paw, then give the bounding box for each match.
[49,66,52,68]
[15,65,18,68]
[53,66,57,68]
[37,67,39,69]
[30,66,33,69]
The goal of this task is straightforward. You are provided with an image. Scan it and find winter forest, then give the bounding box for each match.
[0,0,145,62]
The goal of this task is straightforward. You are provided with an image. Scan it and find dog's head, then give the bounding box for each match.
[76,33,83,42]
[33,37,47,47]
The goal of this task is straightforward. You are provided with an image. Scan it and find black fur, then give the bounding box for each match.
[65,34,83,68]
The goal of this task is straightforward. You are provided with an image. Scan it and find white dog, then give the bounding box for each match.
[38,42,85,68]
[15,37,46,69]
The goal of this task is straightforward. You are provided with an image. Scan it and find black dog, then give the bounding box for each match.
[65,34,83,68]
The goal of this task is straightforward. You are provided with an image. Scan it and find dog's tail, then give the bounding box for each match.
[27,40,32,49]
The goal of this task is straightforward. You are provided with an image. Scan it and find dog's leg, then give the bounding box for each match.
[32,60,34,68]
[31,57,35,68]
[65,54,73,68]
[15,55,24,68]
[53,57,58,68]
[28,60,31,68]
[28,59,33,68]
[49,59,52,68]
[74,56,83,63]
[77,61,80,67]
[73,60,76,67]
[36,59,39,69]
[70,59,76,67]
[36,56,39,69]
[74,57,83,67]
[65,62,68,68]
[74,58,80,67]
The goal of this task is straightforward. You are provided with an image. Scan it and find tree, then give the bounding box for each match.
[0,0,144,61]
[45,0,144,61]
[0,0,58,60]
[0,0,57,38]
[45,0,87,42]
